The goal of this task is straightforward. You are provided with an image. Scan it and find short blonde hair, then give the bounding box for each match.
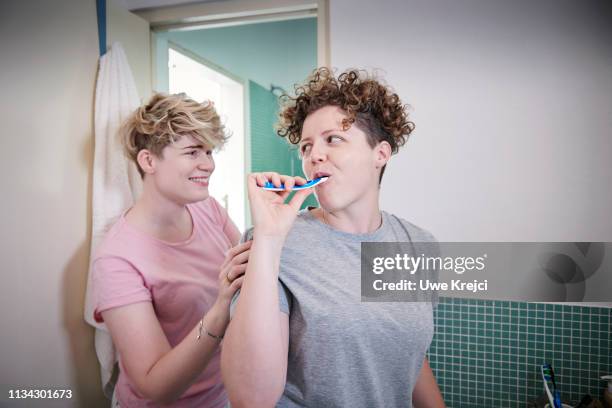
[122,92,227,177]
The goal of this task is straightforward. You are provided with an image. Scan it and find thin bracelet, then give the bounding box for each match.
[196,318,224,341]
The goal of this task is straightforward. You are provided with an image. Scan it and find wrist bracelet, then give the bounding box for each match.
[196,318,224,341]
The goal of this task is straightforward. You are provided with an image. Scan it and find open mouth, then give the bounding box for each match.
[189,176,209,185]
[313,171,331,179]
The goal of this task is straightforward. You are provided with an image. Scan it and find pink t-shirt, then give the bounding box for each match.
[92,197,232,408]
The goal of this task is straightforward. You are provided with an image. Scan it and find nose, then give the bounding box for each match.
[309,141,327,164]
[198,154,214,173]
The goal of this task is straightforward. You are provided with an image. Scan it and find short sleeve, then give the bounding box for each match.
[393,215,440,310]
[207,196,230,230]
[277,280,292,313]
[240,227,254,243]
[92,256,152,323]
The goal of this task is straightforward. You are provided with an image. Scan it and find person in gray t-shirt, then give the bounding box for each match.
[222,68,446,408]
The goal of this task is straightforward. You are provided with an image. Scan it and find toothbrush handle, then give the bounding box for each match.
[554,391,562,408]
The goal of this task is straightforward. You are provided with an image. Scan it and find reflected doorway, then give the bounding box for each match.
[169,46,246,231]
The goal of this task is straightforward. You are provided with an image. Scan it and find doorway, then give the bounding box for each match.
[151,5,322,228]
[168,45,246,230]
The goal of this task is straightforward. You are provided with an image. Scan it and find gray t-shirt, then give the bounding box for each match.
[235,210,437,408]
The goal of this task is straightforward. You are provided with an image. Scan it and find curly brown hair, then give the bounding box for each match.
[122,93,227,178]
[277,67,415,182]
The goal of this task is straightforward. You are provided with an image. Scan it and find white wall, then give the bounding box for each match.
[107,0,152,101]
[329,0,612,242]
[0,0,106,406]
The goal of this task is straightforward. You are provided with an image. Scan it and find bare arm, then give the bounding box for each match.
[221,237,290,407]
[221,173,310,408]
[412,357,446,408]
[103,301,229,404]
[101,240,251,405]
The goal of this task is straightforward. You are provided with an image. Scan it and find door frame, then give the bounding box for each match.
[136,0,329,68]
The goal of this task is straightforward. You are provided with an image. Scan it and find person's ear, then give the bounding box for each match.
[136,149,156,176]
[374,141,392,169]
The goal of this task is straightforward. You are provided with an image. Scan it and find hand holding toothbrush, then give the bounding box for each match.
[247,172,313,240]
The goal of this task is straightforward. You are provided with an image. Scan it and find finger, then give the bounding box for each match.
[232,263,248,279]
[283,177,295,191]
[256,171,280,187]
[256,173,268,187]
[220,241,249,272]
[288,188,312,211]
[229,276,245,293]
[271,173,282,188]
[227,263,248,281]
[231,248,250,265]
[261,171,283,179]
[246,174,260,197]
[219,257,233,279]
[295,176,307,185]
[224,266,234,282]
[226,240,252,259]
[227,264,248,282]
[220,261,233,281]
[247,174,262,197]
[247,173,260,185]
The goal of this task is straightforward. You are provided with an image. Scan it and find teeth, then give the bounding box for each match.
[190,177,208,181]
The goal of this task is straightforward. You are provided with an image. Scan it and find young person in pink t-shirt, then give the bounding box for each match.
[92,93,250,407]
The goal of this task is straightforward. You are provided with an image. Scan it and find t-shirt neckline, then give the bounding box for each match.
[120,204,197,247]
[302,208,389,242]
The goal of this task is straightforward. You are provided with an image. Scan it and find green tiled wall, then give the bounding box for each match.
[249,80,318,208]
[429,298,612,408]
[249,80,293,174]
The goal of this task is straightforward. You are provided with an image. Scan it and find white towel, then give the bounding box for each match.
[83,41,143,398]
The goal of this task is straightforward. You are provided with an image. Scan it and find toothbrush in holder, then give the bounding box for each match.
[541,363,562,408]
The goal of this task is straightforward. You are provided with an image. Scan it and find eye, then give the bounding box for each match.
[206,150,213,156]
[186,149,202,158]
[327,135,343,144]
[300,143,312,155]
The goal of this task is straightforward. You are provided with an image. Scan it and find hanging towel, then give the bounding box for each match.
[83,41,143,399]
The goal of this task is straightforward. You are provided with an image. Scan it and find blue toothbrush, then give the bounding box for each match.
[541,363,562,408]
[262,176,329,191]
